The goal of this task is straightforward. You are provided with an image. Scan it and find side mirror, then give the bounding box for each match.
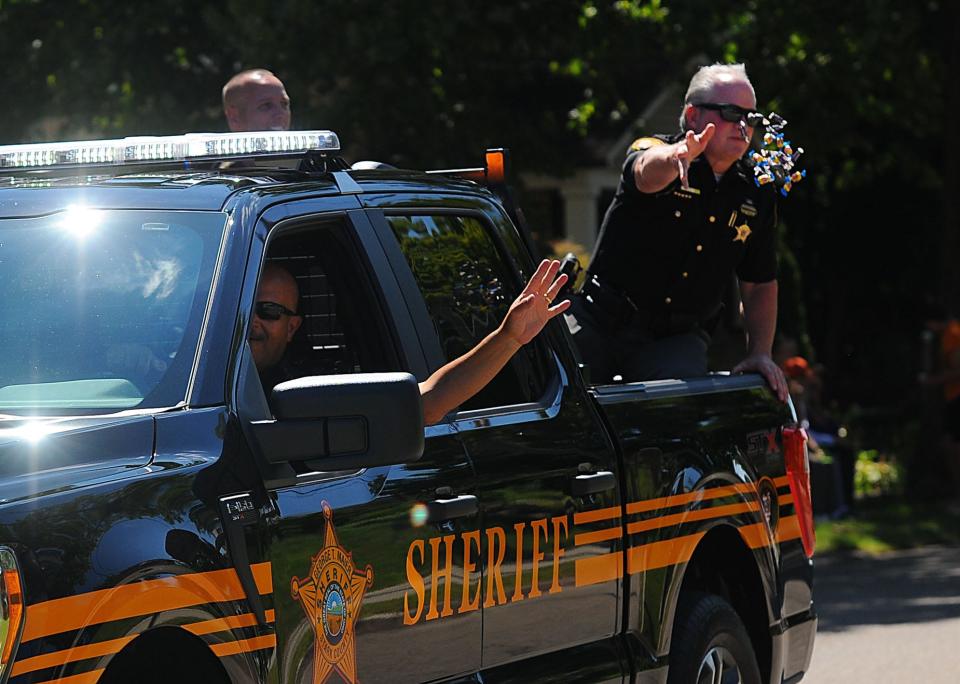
[251,372,424,470]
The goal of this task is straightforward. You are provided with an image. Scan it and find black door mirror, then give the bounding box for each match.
[251,372,424,470]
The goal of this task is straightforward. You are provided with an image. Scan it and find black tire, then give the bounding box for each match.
[667,591,762,684]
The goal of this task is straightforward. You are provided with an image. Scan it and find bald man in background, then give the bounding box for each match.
[222,69,291,132]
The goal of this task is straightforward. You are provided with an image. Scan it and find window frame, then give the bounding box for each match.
[232,200,430,488]
[259,220,401,378]
[368,202,565,428]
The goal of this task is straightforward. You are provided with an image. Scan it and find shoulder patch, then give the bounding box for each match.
[628,137,666,153]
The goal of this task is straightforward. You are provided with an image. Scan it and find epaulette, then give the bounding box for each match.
[628,136,667,153]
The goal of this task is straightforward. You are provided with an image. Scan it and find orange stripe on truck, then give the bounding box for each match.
[625,483,756,515]
[22,563,273,643]
[626,501,760,535]
[572,489,797,586]
[12,608,278,679]
[573,526,622,546]
[737,515,803,550]
[210,634,277,657]
[627,533,705,574]
[738,522,770,549]
[573,505,621,525]
[11,635,135,677]
[574,552,622,587]
[183,609,276,636]
[777,515,802,543]
[31,670,105,684]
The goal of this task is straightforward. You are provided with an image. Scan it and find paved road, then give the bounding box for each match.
[805,545,960,682]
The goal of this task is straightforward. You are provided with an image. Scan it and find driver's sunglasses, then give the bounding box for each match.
[695,102,765,127]
[255,301,300,321]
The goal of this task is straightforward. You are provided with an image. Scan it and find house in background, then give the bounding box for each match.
[520,81,684,257]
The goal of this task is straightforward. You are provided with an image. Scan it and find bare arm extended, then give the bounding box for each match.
[418,259,571,425]
[733,279,788,402]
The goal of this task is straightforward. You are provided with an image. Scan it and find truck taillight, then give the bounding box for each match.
[783,427,816,557]
[0,548,24,672]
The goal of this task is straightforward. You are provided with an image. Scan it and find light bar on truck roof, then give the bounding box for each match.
[0,130,340,170]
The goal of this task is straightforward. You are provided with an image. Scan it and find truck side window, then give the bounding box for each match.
[387,214,552,410]
[260,223,397,387]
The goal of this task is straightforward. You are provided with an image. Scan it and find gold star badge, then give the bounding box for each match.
[733,223,752,243]
[291,502,374,684]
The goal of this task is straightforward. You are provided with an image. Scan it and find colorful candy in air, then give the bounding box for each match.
[748,112,807,197]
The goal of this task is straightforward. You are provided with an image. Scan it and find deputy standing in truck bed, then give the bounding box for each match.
[566,63,787,402]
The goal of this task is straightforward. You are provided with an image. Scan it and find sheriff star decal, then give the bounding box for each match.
[291,502,374,684]
[733,223,752,243]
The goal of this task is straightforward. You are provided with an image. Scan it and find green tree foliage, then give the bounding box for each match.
[0,0,234,138]
[0,0,676,169]
[214,0,677,170]
[0,0,950,409]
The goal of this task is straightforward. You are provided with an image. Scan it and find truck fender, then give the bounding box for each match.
[14,528,273,683]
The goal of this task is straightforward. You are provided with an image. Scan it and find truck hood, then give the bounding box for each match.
[0,415,154,505]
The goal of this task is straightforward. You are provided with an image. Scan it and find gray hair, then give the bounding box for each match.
[678,63,756,131]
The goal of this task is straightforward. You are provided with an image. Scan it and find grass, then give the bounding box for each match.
[815,498,960,554]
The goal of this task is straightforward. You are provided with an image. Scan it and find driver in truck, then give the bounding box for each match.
[251,260,571,425]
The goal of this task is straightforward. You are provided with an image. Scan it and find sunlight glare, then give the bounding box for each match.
[58,206,103,239]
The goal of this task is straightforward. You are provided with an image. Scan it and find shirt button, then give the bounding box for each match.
[674,210,682,218]
[696,244,703,252]
[709,215,716,223]
[665,297,672,305]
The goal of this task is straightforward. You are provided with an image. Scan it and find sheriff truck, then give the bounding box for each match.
[0,131,816,684]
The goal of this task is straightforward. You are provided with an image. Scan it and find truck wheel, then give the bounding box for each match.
[667,592,762,684]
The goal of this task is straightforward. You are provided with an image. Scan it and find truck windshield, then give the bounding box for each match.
[0,209,226,415]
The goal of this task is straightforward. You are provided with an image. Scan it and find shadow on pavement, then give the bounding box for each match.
[815,545,960,632]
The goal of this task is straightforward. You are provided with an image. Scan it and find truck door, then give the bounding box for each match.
[235,208,481,684]
[376,206,627,684]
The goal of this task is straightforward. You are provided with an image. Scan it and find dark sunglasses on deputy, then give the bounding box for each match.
[255,301,299,320]
[696,102,765,127]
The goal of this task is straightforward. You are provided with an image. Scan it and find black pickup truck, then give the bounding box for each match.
[0,131,816,684]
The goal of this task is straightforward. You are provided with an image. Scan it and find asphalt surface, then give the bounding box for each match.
[804,545,960,682]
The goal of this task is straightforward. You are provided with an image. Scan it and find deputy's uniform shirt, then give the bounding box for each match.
[588,133,778,323]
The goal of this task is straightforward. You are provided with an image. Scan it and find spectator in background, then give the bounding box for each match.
[922,316,960,501]
[783,355,814,426]
[782,352,855,516]
[222,69,291,132]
